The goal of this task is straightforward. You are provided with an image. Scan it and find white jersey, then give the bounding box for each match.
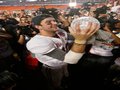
[89,30,114,56]
[26,29,68,68]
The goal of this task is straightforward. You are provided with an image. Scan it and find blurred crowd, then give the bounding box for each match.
[0,0,120,90]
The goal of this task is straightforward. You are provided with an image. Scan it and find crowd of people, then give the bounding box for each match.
[0,0,120,90]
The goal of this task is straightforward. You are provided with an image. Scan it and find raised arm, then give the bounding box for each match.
[64,22,100,64]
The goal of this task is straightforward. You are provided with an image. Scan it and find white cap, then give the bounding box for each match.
[111,5,120,13]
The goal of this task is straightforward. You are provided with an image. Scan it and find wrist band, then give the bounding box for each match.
[74,39,86,44]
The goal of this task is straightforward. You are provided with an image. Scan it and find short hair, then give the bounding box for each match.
[32,14,53,25]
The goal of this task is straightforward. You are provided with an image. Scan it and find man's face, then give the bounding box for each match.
[0,15,6,20]
[115,22,120,29]
[20,17,27,23]
[40,17,58,32]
